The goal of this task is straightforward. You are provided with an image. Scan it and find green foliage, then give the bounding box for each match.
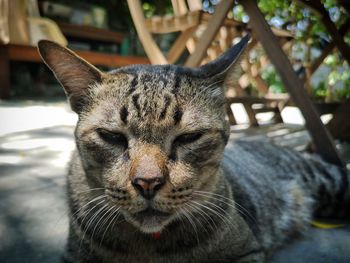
[140,0,350,101]
[142,0,173,17]
[261,66,286,94]
[54,0,350,101]
[313,82,327,100]
[256,0,349,101]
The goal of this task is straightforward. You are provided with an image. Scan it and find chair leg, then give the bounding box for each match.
[225,103,237,125]
[242,0,344,167]
[243,103,259,127]
[0,45,10,99]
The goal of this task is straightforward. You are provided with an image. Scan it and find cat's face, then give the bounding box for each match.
[38,36,249,233]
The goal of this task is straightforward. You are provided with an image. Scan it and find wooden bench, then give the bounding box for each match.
[0,44,149,99]
[0,23,149,99]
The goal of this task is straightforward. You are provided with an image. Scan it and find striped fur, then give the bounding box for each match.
[38,37,349,263]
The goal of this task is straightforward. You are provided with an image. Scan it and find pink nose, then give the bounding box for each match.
[131,176,165,199]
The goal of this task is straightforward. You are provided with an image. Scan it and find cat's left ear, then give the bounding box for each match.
[38,40,103,113]
[196,34,250,86]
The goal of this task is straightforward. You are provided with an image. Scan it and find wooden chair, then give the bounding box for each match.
[127,0,291,126]
[127,0,244,66]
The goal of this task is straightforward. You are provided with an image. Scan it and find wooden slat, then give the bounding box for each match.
[172,0,188,15]
[127,0,168,64]
[187,0,202,11]
[226,96,287,105]
[225,103,237,125]
[6,44,149,67]
[167,27,197,64]
[201,12,245,28]
[56,22,125,43]
[75,50,149,67]
[242,0,344,167]
[310,18,350,74]
[321,15,350,66]
[145,11,201,34]
[243,103,259,126]
[185,0,234,67]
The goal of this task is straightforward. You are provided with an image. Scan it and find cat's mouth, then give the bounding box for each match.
[134,207,171,220]
[127,207,173,233]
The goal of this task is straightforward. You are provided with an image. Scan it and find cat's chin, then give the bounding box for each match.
[124,208,173,234]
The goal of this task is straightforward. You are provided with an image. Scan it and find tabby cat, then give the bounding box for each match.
[38,35,349,263]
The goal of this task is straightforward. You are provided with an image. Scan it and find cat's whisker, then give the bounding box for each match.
[51,194,106,230]
[192,193,244,231]
[178,206,200,244]
[190,200,237,232]
[192,191,248,218]
[183,204,207,237]
[96,205,120,238]
[174,210,187,234]
[99,207,121,248]
[71,196,107,226]
[193,191,258,227]
[194,190,253,216]
[193,191,256,224]
[89,204,115,249]
[78,202,109,251]
[184,202,216,235]
[187,201,219,233]
[76,199,107,256]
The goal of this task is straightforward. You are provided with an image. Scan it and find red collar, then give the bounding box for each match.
[151,232,161,239]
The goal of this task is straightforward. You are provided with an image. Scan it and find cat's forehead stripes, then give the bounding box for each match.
[109,66,184,126]
[127,75,138,95]
[131,94,141,117]
[159,95,171,120]
[119,106,128,124]
[173,107,183,125]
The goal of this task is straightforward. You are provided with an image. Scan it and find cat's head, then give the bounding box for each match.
[38,36,249,233]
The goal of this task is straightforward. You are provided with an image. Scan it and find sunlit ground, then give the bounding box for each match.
[0,100,76,262]
[0,101,77,136]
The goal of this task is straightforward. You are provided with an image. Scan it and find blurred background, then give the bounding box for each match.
[0,0,349,101]
[0,0,349,262]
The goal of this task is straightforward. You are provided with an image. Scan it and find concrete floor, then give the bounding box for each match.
[0,101,349,263]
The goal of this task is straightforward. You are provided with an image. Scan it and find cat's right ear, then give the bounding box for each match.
[38,40,102,113]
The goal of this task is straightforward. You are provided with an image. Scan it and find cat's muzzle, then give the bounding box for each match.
[128,206,172,233]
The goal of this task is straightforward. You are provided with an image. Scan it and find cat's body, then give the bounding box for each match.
[37,35,349,263]
[64,140,348,263]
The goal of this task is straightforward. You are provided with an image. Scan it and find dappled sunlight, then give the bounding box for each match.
[49,142,75,168]
[0,104,77,136]
[267,128,291,137]
[256,112,275,124]
[281,106,305,125]
[2,138,74,152]
[320,114,333,124]
[230,103,249,124]
[0,155,23,164]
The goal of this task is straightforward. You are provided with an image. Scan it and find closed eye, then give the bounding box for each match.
[173,132,203,146]
[96,128,128,149]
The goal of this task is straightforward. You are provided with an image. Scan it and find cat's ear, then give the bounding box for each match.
[38,40,102,113]
[196,34,250,85]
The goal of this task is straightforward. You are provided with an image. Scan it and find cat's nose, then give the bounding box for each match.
[129,145,168,200]
[132,176,165,200]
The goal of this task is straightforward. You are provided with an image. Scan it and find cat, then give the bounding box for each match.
[38,35,349,263]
